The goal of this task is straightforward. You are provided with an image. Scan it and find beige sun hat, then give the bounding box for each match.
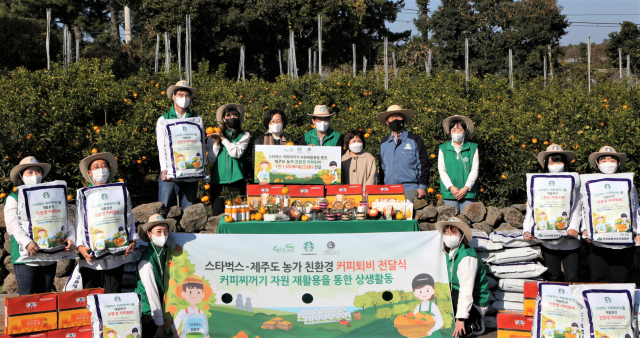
[588,145,627,169]
[9,157,52,185]
[216,103,246,125]
[376,105,416,124]
[138,214,176,243]
[166,80,198,100]
[79,152,118,183]
[435,216,473,242]
[443,115,474,137]
[536,144,576,168]
[307,105,336,118]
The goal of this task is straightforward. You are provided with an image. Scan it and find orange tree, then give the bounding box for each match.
[0,60,638,207]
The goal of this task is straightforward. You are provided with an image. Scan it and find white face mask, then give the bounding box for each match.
[22,175,43,185]
[443,235,461,249]
[349,142,364,153]
[175,97,191,109]
[268,123,283,135]
[315,121,330,132]
[451,133,465,143]
[548,164,564,173]
[151,234,168,247]
[91,168,110,184]
[598,162,618,174]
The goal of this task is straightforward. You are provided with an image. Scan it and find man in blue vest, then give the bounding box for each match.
[377,105,429,201]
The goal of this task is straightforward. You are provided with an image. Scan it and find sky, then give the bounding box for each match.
[387,0,640,45]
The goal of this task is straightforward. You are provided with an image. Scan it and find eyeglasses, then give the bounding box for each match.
[91,164,110,170]
[598,156,617,161]
[175,93,191,99]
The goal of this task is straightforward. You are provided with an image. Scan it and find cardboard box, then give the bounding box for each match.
[57,288,103,329]
[325,185,363,207]
[497,330,532,338]
[365,185,405,207]
[523,281,539,299]
[47,326,92,338]
[523,299,536,317]
[0,333,48,338]
[497,311,533,331]
[246,184,284,208]
[288,185,325,205]
[5,293,58,335]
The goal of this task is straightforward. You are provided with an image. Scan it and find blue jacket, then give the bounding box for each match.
[379,130,430,192]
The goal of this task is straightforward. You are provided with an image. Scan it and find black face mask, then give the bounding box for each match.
[226,117,240,129]
[388,120,404,132]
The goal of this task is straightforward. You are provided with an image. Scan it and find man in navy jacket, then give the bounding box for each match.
[377,105,430,201]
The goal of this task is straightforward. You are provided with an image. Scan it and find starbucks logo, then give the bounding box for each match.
[42,192,50,199]
[549,181,555,186]
[304,241,314,252]
[606,147,613,152]
[101,193,108,200]
[156,216,164,221]
[558,288,565,294]
[182,126,187,131]
[114,296,121,302]
[605,297,611,303]
[30,158,38,163]
[605,184,611,189]
[320,107,326,112]
[448,217,457,222]
[182,82,188,86]
[552,145,559,150]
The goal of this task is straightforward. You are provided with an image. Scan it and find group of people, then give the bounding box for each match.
[4,79,639,338]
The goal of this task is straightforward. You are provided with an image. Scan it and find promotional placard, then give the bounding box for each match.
[164,232,454,338]
[254,145,342,184]
[526,173,579,241]
[81,183,130,258]
[532,283,581,338]
[163,118,206,181]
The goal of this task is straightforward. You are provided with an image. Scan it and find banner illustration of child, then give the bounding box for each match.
[394,273,444,338]
[537,210,549,230]
[105,328,117,338]
[93,229,106,250]
[257,160,271,183]
[176,154,187,170]
[35,227,49,248]
[542,318,555,338]
[173,275,212,338]
[615,213,631,232]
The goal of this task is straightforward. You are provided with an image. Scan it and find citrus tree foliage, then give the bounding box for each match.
[605,21,640,73]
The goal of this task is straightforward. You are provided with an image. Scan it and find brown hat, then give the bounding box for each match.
[79,153,118,183]
[307,105,336,118]
[138,214,175,243]
[435,216,473,242]
[588,146,627,169]
[376,105,416,124]
[443,115,474,137]
[216,103,246,125]
[9,157,52,185]
[166,80,198,100]
[536,144,576,168]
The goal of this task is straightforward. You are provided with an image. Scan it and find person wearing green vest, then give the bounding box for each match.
[436,217,490,337]
[300,105,344,147]
[157,80,203,209]
[135,214,175,338]
[438,115,479,213]
[4,157,75,295]
[207,103,251,216]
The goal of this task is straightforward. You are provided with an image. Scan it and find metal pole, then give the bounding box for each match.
[291,31,298,79]
[63,25,67,69]
[543,55,547,86]
[279,49,283,75]
[363,56,367,75]
[392,51,397,78]
[46,8,51,70]
[587,36,591,93]
[186,15,191,84]
[619,48,622,79]
[352,44,356,77]
[242,47,245,81]
[124,6,132,44]
[155,35,159,73]
[76,39,79,63]
[384,37,388,90]
[465,38,469,82]
[164,32,170,72]
[308,48,311,74]
[509,49,513,89]
[318,15,322,79]
[627,54,631,78]
[177,25,182,80]
[548,45,553,80]
[313,51,317,74]
[426,49,432,76]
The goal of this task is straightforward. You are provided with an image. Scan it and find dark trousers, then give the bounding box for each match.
[451,289,483,337]
[541,246,580,282]
[80,265,125,294]
[210,180,246,216]
[588,244,634,283]
[142,314,159,338]
[14,263,57,295]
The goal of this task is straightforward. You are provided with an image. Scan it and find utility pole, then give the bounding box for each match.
[124,6,132,44]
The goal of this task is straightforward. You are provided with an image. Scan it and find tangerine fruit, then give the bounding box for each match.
[201,196,210,203]
[282,187,290,195]
[254,212,264,221]
[206,127,215,134]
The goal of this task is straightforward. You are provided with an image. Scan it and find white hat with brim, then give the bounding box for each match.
[307,105,336,118]
[435,217,473,242]
[443,115,474,137]
[138,214,176,243]
[166,80,198,100]
[536,144,576,168]
[9,156,52,185]
[376,105,416,124]
[588,146,627,169]
[216,103,246,125]
[79,152,119,183]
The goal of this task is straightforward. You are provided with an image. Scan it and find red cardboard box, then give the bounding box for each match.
[0,333,48,338]
[287,185,325,204]
[325,185,363,207]
[57,288,103,329]
[497,311,533,331]
[47,326,92,338]
[365,185,405,206]
[246,184,284,208]
[5,293,58,334]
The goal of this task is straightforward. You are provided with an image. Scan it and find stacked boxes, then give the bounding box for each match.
[365,185,405,207]
[497,311,534,338]
[325,185,363,207]
[57,289,104,329]
[47,326,92,338]
[287,185,325,205]
[246,184,285,209]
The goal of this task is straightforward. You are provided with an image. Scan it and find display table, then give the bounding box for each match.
[218,218,421,234]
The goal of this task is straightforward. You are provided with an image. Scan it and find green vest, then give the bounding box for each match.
[211,130,248,184]
[446,244,490,307]
[135,243,166,316]
[439,141,478,200]
[303,128,341,146]
[4,192,23,265]
[162,106,196,120]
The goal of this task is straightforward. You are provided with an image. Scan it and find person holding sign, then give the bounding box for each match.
[580,146,640,283]
[300,105,344,147]
[75,152,138,293]
[207,103,251,216]
[377,105,430,202]
[523,144,581,282]
[156,81,204,209]
[435,217,490,337]
[341,130,377,187]
[4,157,75,295]
[253,109,291,185]
[135,214,175,338]
[438,115,480,213]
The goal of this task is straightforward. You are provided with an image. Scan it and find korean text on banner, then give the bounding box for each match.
[570,284,635,338]
[164,232,455,338]
[162,117,206,181]
[526,173,580,241]
[81,183,130,258]
[532,283,581,338]
[254,145,342,184]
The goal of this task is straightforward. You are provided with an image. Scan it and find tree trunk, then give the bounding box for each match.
[109,0,121,40]
[73,25,82,40]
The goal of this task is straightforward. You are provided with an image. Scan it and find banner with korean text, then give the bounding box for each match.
[254,145,342,184]
[164,232,454,338]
